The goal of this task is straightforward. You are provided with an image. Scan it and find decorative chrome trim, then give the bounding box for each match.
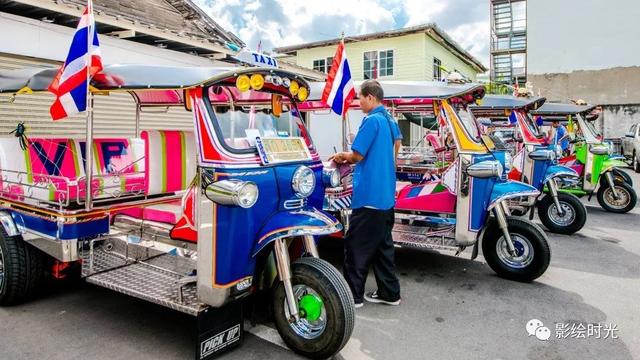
[0,211,19,237]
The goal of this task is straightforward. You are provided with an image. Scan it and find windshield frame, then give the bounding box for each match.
[202,85,312,155]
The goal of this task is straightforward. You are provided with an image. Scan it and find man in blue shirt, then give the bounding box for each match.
[549,120,570,155]
[330,80,402,308]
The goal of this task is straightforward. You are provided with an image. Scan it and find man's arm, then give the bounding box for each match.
[394,139,401,160]
[329,151,364,164]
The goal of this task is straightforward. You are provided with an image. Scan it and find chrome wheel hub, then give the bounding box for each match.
[284,284,327,340]
[548,202,576,226]
[604,186,631,209]
[496,234,534,269]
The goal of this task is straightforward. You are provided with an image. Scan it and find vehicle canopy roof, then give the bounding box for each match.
[298,80,485,111]
[530,102,598,117]
[470,95,546,117]
[0,64,313,107]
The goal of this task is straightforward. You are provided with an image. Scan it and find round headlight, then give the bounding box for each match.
[323,168,341,188]
[237,182,259,208]
[292,166,316,198]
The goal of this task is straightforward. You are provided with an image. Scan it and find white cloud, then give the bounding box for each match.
[195,0,489,67]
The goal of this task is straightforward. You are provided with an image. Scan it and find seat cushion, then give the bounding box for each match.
[142,201,183,225]
[141,130,196,196]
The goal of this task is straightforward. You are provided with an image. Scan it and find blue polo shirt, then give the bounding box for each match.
[554,125,569,151]
[351,105,402,210]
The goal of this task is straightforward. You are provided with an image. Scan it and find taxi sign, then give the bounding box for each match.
[234,49,279,68]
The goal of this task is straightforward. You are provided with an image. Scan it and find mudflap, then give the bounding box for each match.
[196,301,244,360]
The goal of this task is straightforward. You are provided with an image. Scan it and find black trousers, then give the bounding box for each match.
[343,207,400,303]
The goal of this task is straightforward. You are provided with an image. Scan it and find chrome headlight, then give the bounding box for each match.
[589,145,609,155]
[322,168,341,188]
[467,160,503,178]
[292,166,316,198]
[205,179,259,208]
[529,149,556,161]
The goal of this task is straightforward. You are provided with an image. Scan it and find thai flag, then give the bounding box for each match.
[321,41,355,116]
[48,0,103,120]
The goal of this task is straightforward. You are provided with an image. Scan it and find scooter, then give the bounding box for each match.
[0,60,354,359]
[471,95,587,234]
[301,81,551,282]
[532,102,637,213]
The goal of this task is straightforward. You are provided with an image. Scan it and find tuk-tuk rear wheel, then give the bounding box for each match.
[272,257,355,359]
[537,193,586,235]
[482,216,550,282]
[0,227,45,306]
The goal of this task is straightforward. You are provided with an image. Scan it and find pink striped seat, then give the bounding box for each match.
[141,130,196,196]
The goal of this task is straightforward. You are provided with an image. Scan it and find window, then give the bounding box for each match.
[379,50,393,77]
[325,57,334,73]
[433,57,442,80]
[363,50,394,79]
[363,51,377,79]
[312,59,326,73]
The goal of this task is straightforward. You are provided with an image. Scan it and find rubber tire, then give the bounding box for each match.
[272,257,355,359]
[0,227,45,306]
[597,181,637,213]
[537,193,587,235]
[633,152,640,173]
[612,168,633,187]
[482,216,551,282]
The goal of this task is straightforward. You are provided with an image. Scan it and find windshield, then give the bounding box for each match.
[206,88,312,152]
[524,113,544,137]
[456,106,482,141]
[580,114,602,138]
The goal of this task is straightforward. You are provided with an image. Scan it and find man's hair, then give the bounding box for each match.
[360,80,384,102]
[552,120,560,124]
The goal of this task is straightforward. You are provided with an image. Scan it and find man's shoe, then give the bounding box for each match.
[364,291,400,306]
[354,302,364,309]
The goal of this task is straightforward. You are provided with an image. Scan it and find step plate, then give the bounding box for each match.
[85,254,204,316]
[392,223,459,251]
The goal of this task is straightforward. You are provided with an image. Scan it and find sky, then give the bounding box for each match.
[194,0,490,67]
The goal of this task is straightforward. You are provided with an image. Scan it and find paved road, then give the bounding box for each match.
[1,171,639,360]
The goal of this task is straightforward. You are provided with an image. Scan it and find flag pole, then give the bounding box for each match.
[340,32,348,152]
[84,0,94,211]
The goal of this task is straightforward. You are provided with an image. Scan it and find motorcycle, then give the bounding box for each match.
[532,102,637,213]
[300,81,551,282]
[471,95,587,234]
[0,60,354,359]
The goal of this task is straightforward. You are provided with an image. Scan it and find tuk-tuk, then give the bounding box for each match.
[531,102,637,213]
[471,95,587,235]
[0,64,354,359]
[300,81,551,282]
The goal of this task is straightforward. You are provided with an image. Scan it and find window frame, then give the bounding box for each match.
[312,58,327,73]
[363,49,395,79]
[433,57,442,81]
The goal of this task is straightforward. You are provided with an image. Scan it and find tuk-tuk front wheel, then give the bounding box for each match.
[0,227,45,306]
[272,257,355,359]
[537,193,587,235]
[482,217,550,282]
[597,181,637,213]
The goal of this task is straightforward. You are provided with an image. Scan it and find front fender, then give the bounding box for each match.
[488,181,540,211]
[602,159,628,173]
[608,154,626,162]
[253,207,342,257]
[543,165,579,185]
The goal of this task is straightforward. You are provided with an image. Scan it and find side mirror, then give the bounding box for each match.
[529,149,556,161]
[467,160,503,178]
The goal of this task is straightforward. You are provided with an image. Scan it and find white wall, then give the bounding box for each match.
[528,0,640,74]
[0,12,217,66]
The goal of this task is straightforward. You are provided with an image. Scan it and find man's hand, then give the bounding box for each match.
[329,151,363,164]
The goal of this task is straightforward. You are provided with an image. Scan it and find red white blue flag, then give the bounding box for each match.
[48,0,103,120]
[321,41,355,116]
